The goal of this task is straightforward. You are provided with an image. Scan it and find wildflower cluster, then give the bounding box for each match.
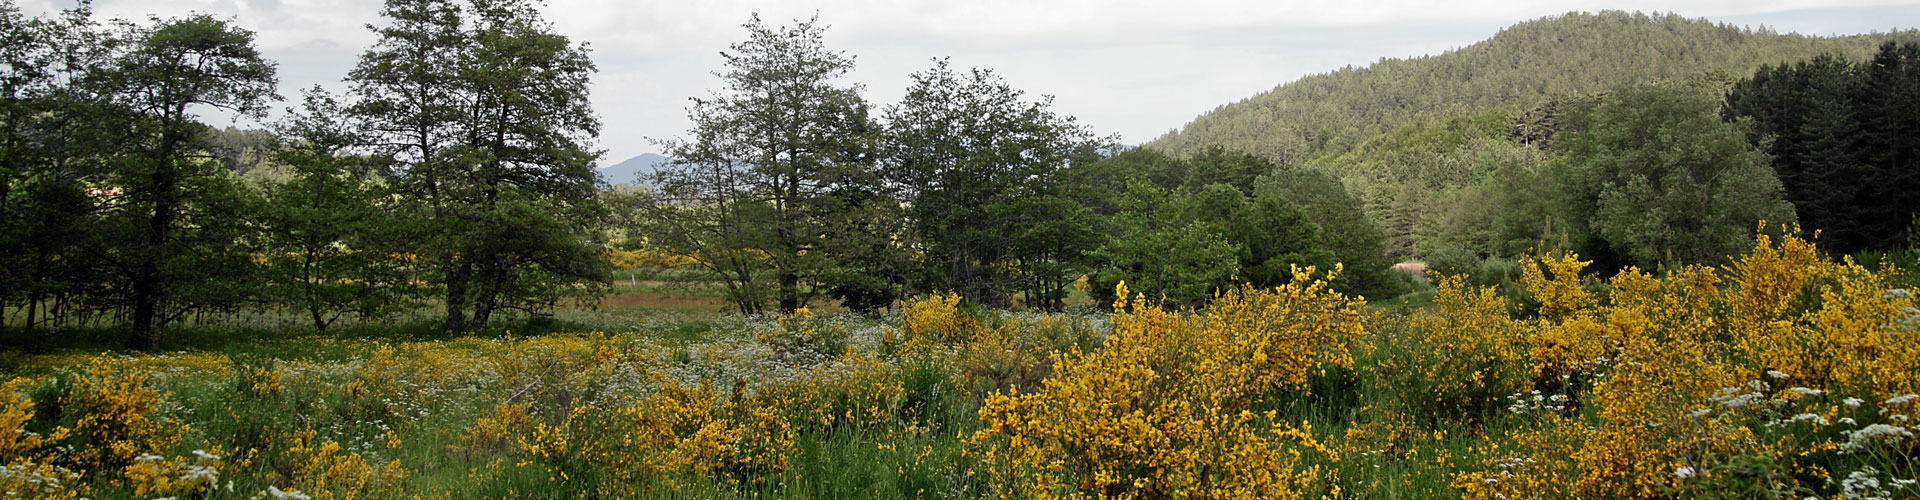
[969,268,1361,500]
[1458,230,1920,499]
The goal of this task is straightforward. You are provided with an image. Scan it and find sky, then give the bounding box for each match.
[16,0,1920,167]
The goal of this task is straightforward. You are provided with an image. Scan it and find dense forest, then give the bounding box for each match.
[1150,11,1912,161]
[1134,12,1920,267]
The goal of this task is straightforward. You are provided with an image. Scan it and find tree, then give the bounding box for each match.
[256,88,411,331]
[1089,182,1331,307]
[0,0,105,329]
[647,14,882,315]
[349,0,606,333]
[1088,182,1240,307]
[87,13,277,349]
[1726,54,1873,253]
[1552,81,1794,271]
[885,58,1108,308]
[1257,165,1401,297]
[1852,42,1920,248]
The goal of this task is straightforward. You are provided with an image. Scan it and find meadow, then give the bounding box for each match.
[3,231,1919,499]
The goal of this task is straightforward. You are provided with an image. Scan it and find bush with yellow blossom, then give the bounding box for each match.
[968,268,1360,500]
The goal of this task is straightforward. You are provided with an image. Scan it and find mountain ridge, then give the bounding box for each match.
[1145,10,1920,164]
[597,153,669,186]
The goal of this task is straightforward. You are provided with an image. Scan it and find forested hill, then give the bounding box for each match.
[1145,10,1914,163]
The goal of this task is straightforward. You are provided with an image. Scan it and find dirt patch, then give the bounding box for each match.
[1391,262,1428,274]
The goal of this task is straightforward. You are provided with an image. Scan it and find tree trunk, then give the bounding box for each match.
[778,270,799,313]
[129,275,161,350]
[443,260,471,335]
[130,158,179,351]
[472,263,499,332]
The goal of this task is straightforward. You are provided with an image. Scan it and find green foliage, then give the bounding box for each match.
[644,14,886,315]
[1425,246,1481,279]
[1549,81,1796,271]
[1146,12,1913,264]
[347,0,608,333]
[884,58,1110,309]
[80,13,280,349]
[1726,42,1920,255]
[1089,182,1242,307]
[1151,11,1911,163]
[1258,164,1404,297]
[1082,146,1400,299]
[255,89,418,331]
[1090,181,1333,307]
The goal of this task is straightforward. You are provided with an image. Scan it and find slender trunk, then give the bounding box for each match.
[25,250,46,328]
[472,258,500,331]
[778,270,799,313]
[129,277,161,350]
[443,259,471,335]
[131,162,178,351]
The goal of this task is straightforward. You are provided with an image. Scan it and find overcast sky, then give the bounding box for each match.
[17,0,1920,167]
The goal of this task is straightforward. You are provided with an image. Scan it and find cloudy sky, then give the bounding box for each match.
[17,0,1920,166]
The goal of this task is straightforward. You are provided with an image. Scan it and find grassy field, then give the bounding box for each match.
[4,235,1919,499]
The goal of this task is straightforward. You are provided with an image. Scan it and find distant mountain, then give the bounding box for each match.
[598,153,670,186]
[1146,10,1918,163]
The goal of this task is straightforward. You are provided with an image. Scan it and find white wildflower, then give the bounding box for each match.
[1846,397,1866,408]
[1887,394,1920,406]
[1789,387,1824,396]
[266,486,313,500]
[1768,370,1792,380]
[1675,466,1698,478]
[1787,413,1831,426]
[1843,468,1886,499]
[1844,424,1914,451]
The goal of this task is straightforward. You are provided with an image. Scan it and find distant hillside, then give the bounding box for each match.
[598,153,669,186]
[1146,10,1917,163]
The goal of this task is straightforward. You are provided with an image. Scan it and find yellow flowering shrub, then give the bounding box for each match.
[756,350,907,432]
[463,401,534,455]
[1459,230,1920,498]
[280,426,409,500]
[0,378,80,499]
[15,227,1919,498]
[1520,252,1610,389]
[760,306,852,364]
[1380,274,1530,424]
[1521,250,1595,321]
[522,380,794,489]
[899,292,975,346]
[1455,415,1589,499]
[58,357,181,474]
[887,292,1081,398]
[122,448,224,498]
[969,268,1359,500]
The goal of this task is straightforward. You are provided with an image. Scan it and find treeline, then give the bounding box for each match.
[1726,43,1920,255]
[1,2,1408,347]
[628,18,1407,316]
[0,0,607,348]
[1316,40,1920,276]
[1150,11,1913,163]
